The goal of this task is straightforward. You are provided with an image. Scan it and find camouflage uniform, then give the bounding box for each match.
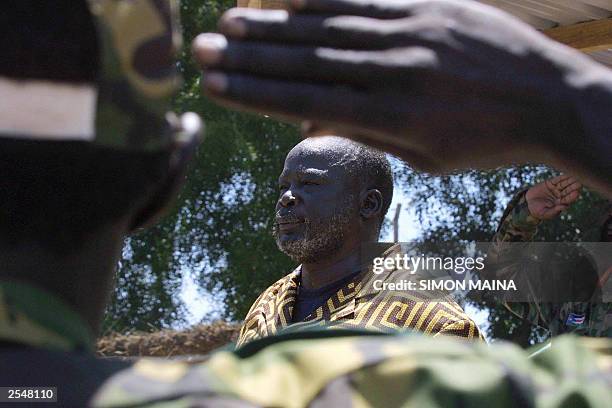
[490,189,612,337]
[89,0,188,151]
[0,0,199,405]
[5,1,612,407]
[92,330,611,407]
[0,281,130,406]
[238,244,484,346]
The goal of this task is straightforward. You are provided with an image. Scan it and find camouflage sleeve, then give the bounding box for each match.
[493,188,541,244]
[88,0,183,151]
[486,189,555,330]
[90,332,612,407]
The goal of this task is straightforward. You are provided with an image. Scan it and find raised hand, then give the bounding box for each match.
[192,0,612,195]
[525,175,582,221]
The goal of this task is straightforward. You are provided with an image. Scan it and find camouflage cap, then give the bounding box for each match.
[90,0,202,150]
[0,0,200,150]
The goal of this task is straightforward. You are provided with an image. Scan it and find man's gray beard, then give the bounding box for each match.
[273,205,354,264]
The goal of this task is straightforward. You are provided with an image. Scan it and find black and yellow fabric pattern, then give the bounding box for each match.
[237,245,485,346]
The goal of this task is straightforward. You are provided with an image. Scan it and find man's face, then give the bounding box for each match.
[273,140,360,263]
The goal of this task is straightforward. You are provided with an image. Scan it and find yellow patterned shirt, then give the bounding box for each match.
[237,245,485,346]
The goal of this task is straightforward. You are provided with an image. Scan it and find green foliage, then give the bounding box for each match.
[103,0,300,333]
[104,233,185,332]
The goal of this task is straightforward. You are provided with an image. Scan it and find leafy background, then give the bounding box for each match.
[103,0,609,347]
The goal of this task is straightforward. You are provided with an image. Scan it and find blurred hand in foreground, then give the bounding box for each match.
[193,0,612,196]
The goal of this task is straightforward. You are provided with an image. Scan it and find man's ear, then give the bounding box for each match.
[360,188,383,221]
[129,114,202,232]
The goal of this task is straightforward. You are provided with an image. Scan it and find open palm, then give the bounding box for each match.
[525,175,582,220]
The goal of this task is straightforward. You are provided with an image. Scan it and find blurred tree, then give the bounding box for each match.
[103,0,300,333]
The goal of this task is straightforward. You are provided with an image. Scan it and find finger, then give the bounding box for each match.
[597,266,612,289]
[193,34,437,88]
[201,70,406,135]
[200,73,311,125]
[289,0,415,19]
[559,188,580,205]
[547,175,572,200]
[549,174,571,186]
[343,134,440,172]
[217,9,441,49]
[559,180,582,195]
[544,179,562,199]
[218,9,327,42]
[201,70,449,164]
[556,175,579,191]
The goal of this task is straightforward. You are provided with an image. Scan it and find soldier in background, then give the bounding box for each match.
[0,1,201,405]
[488,175,611,337]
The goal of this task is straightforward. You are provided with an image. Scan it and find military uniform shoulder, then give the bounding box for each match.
[91,333,611,407]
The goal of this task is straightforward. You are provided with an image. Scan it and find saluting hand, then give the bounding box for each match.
[525,175,582,221]
[192,0,606,175]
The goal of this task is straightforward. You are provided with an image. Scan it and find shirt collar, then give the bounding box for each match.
[0,280,94,352]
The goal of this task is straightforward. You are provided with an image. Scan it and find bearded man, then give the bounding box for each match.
[237,136,484,346]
